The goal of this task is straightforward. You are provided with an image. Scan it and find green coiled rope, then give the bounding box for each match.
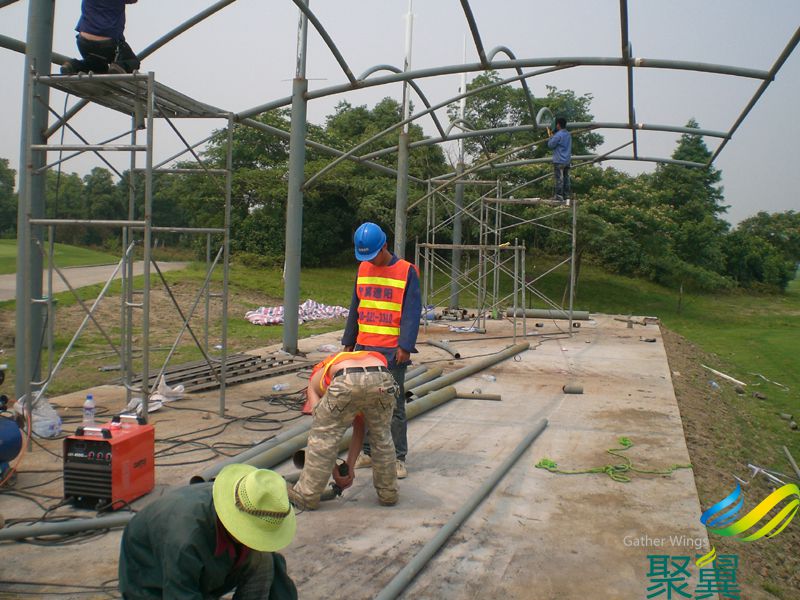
[535,437,693,483]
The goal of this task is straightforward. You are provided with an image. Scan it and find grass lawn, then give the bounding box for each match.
[0,239,119,275]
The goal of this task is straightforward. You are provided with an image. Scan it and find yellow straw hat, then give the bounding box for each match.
[212,464,296,552]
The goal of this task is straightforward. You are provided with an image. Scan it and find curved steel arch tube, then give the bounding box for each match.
[486,45,537,125]
[460,0,488,68]
[362,120,728,162]
[295,56,769,106]
[138,0,239,60]
[304,64,572,190]
[358,64,446,138]
[290,0,356,84]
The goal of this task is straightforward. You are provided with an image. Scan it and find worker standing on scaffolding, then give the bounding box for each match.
[547,117,572,204]
[61,0,141,75]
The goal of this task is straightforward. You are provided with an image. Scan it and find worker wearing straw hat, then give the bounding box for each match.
[119,465,297,599]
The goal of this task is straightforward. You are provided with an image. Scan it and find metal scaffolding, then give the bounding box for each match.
[416,174,580,341]
[19,69,233,423]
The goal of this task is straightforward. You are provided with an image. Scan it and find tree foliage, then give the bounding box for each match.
[0,158,17,236]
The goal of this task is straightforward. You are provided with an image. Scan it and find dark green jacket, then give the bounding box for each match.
[119,483,296,600]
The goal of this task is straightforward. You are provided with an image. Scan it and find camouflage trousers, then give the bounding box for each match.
[294,370,398,508]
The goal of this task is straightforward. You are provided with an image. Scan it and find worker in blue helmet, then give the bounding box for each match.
[342,222,421,480]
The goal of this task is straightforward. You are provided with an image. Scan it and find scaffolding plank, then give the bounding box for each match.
[39,74,225,119]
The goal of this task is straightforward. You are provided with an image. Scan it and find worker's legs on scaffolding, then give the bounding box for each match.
[554,164,570,204]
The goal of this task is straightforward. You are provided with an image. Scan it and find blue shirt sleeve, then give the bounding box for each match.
[398,266,421,354]
[341,280,359,347]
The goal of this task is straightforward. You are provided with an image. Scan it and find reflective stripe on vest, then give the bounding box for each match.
[356,259,414,348]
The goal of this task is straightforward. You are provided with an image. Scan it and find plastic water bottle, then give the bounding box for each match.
[82,393,96,425]
[272,383,289,392]
[709,381,720,392]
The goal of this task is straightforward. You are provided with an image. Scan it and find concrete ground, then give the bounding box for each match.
[0,315,711,599]
[0,261,189,301]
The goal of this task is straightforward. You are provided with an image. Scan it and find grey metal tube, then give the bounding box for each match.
[426,340,461,359]
[409,342,529,399]
[456,392,501,401]
[404,367,444,394]
[282,10,309,355]
[394,131,409,257]
[0,513,133,542]
[506,308,590,321]
[244,387,458,471]
[192,363,431,482]
[404,365,427,381]
[192,419,313,483]
[374,418,548,600]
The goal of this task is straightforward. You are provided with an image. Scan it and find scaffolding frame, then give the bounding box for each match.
[20,69,234,425]
[416,173,579,341]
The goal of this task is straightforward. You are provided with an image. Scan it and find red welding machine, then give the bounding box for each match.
[63,414,154,510]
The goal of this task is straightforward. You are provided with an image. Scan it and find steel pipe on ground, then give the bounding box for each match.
[374,418,548,600]
[404,367,444,394]
[506,308,590,320]
[426,340,461,359]
[409,342,529,400]
[0,512,133,542]
[456,391,502,401]
[244,386,458,471]
[194,344,525,480]
[405,365,428,381]
[193,366,430,482]
[192,419,312,483]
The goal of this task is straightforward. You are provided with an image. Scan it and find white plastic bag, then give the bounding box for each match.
[16,394,62,438]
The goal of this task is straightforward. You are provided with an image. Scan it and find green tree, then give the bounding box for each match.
[0,158,17,236]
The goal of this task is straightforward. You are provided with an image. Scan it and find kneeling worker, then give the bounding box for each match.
[119,465,297,599]
[289,351,398,510]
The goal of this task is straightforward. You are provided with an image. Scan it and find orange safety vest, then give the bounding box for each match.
[310,351,387,395]
[355,259,416,348]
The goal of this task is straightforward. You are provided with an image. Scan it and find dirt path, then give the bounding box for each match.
[0,261,189,302]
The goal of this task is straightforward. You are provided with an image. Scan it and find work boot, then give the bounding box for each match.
[287,484,319,511]
[396,460,407,479]
[378,492,398,506]
[354,452,372,469]
[60,61,77,75]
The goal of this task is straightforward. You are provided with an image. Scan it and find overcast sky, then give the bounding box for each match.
[1,0,798,225]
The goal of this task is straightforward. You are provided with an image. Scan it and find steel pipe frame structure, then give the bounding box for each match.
[17,67,235,420]
[6,1,797,382]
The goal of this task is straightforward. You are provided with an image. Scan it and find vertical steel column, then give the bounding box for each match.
[123,113,137,406]
[492,181,500,317]
[568,196,577,332]
[204,233,211,353]
[513,241,519,343]
[521,244,527,337]
[450,62,467,309]
[282,2,309,355]
[15,0,54,402]
[449,162,464,308]
[394,1,413,258]
[219,115,234,416]
[140,72,155,419]
[395,132,409,257]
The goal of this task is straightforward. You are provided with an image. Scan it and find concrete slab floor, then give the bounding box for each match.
[0,315,711,599]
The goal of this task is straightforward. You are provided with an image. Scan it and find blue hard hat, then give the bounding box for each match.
[354,222,387,261]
